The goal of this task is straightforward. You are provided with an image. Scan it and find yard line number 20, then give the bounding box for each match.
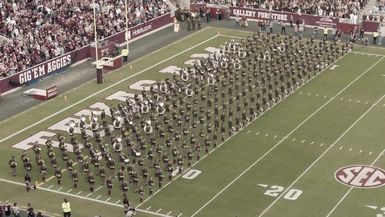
[263,185,303,201]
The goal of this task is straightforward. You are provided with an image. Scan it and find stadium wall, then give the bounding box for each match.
[0,13,173,94]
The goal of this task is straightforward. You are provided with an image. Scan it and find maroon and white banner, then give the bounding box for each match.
[230,7,339,28]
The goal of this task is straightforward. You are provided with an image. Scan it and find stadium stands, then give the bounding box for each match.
[0,0,170,78]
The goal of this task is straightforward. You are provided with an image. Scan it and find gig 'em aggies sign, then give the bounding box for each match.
[18,55,72,84]
[335,165,385,188]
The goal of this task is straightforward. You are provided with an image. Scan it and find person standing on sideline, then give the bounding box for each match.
[373,31,379,44]
[12,203,20,217]
[280,21,286,34]
[61,199,71,217]
[323,27,328,40]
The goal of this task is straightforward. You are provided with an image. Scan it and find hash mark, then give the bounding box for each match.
[156,209,162,213]
[167,211,172,215]
[349,148,352,152]
[315,94,319,97]
[57,187,63,191]
[258,184,268,188]
[369,152,373,155]
[273,135,277,138]
[310,141,315,145]
[357,100,361,103]
[340,97,344,100]
[115,200,121,204]
[105,198,111,202]
[265,133,269,137]
[339,146,343,150]
[299,92,303,95]
[86,192,93,197]
[359,150,363,153]
[365,101,369,104]
[48,185,53,189]
[146,206,152,211]
[301,140,305,144]
[348,99,352,102]
[76,191,82,195]
[177,214,183,217]
[292,138,296,142]
[256,132,260,135]
[95,195,101,200]
[66,189,72,193]
[324,95,327,98]
[307,93,311,96]
[246,130,251,134]
[320,143,324,147]
[382,104,385,107]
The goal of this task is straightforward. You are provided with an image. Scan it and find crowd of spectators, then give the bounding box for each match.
[0,0,169,78]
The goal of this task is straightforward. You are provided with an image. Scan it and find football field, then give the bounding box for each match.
[1,27,385,217]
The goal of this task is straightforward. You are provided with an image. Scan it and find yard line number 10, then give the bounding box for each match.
[263,185,303,201]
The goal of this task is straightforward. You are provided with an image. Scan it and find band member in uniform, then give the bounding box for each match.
[106,176,113,195]
[88,172,95,192]
[55,167,62,185]
[72,170,79,188]
[40,164,48,182]
[9,156,17,177]
[24,173,32,192]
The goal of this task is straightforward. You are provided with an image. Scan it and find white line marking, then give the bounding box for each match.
[315,94,319,97]
[292,138,296,142]
[320,143,324,147]
[94,186,103,192]
[95,195,101,200]
[177,214,183,217]
[265,133,269,137]
[66,189,72,193]
[349,148,352,152]
[299,92,303,94]
[167,211,172,215]
[157,209,162,213]
[258,184,268,188]
[0,34,219,144]
[256,132,260,135]
[57,187,63,191]
[105,198,111,202]
[324,95,327,98]
[366,205,378,210]
[191,56,382,217]
[340,97,344,100]
[307,93,311,96]
[326,149,385,217]
[246,130,251,134]
[76,191,82,195]
[301,139,305,144]
[86,192,93,197]
[348,99,352,102]
[369,152,373,155]
[357,100,361,103]
[48,185,53,189]
[273,135,277,139]
[339,146,343,150]
[0,178,172,217]
[259,92,385,217]
[351,51,385,56]
[365,101,369,104]
[359,150,363,153]
[310,141,315,145]
[146,206,152,211]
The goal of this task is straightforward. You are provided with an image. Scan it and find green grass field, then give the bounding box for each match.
[1,27,385,217]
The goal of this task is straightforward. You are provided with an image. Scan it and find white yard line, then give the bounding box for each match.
[190,56,385,217]
[258,93,385,217]
[0,178,173,217]
[0,33,220,144]
[325,148,385,217]
[351,51,385,57]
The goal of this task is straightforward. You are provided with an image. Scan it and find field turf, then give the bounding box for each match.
[1,27,385,217]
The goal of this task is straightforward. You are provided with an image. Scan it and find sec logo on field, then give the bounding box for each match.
[335,165,385,188]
